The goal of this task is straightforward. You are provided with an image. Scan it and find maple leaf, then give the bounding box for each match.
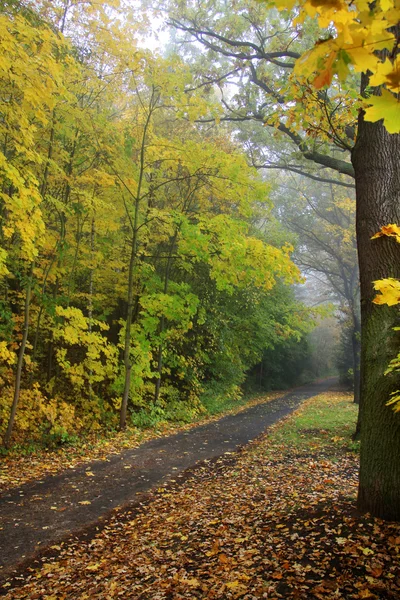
[363,90,400,134]
[313,51,337,88]
[182,578,200,587]
[372,278,400,306]
[358,589,377,599]
[371,224,400,241]
[369,59,400,93]
[386,63,400,93]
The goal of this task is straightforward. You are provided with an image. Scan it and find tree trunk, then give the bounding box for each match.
[119,89,159,429]
[3,264,33,448]
[154,231,178,404]
[352,312,361,405]
[120,241,136,430]
[352,114,400,520]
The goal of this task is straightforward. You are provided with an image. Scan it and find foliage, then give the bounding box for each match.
[272,0,400,133]
[0,0,318,447]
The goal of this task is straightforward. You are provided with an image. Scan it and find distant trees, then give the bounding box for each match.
[272,177,360,401]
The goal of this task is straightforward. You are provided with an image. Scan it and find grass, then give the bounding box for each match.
[265,391,359,457]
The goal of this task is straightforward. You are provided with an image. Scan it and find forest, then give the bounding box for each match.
[1,1,400,595]
[0,0,348,449]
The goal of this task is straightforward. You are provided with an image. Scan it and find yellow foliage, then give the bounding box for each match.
[0,13,71,269]
[0,341,16,366]
[0,384,80,440]
[363,90,400,135]
[372,279,400,306]
[371,223,400,243]
[274,0,400,133]
[52,306,119,391]
[371,224,400,411]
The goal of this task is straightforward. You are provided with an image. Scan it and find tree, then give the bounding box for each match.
[0,7,71,446]
[160,0,357,185]
[267,0,400,520]
[158,0,361,397]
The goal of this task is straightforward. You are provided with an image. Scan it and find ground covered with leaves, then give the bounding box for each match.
[0,392,280,493]
[3,391,400,599]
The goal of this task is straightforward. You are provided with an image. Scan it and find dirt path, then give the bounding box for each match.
[0,378,337,577]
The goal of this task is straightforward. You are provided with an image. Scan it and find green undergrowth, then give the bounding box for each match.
[201,386,254,416]
[265,391,359,457]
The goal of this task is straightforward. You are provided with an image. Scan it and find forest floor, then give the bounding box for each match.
[2,383,400,599]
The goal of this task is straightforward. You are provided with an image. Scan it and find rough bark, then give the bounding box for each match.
[352,116,400,520]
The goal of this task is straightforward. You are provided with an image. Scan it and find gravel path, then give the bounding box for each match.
[0,378,337,576]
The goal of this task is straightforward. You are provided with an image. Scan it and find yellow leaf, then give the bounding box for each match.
[359,547,374,556]
[373,279,400,306]
[358,589,377,598]
[313,51,337,88]
[226,581,240,589]
[386,62,400,93]
[371,223,400,241]
[86,563,101,571]
[364,89,400,134]
[274,0,298,8]
[380,0,394,10]
[78,500,92,505]
[369,59,398,89]
[183,578,200,587]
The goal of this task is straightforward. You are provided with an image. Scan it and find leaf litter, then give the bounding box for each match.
[2,392,400,599]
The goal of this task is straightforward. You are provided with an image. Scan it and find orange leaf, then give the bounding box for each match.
[370,566,383,578]
[272,571,283,579]
[313,51,337,88]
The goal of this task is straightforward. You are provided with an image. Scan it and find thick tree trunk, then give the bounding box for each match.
[352,116,400,520]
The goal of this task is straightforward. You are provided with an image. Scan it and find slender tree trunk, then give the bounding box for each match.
[120,240,137,430]
[3,264,34,448]
[88,216,95,401]
[352,112,400,520]
[119,90,159,430]
[154,314,165,405]
[352,309,362,438]
[352,312,361,405]
[154,232,178,404]
[352,313,362,440]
